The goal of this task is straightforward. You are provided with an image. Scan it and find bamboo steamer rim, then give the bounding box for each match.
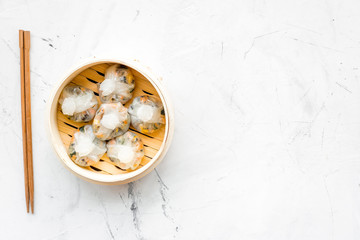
[46,58,174,184]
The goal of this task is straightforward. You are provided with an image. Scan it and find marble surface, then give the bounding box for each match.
[1,0,360,239]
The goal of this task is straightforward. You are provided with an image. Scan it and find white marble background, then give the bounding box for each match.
[1,0,360,239]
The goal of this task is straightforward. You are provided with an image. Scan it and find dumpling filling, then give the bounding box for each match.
[128,95,165,134]
[93,103,130,140]
[68,125,107,167]
[59,85,98,122]
[107,132,144,170]
[98,64,135,104]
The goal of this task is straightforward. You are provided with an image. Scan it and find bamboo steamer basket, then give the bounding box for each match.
[46,58,174,185]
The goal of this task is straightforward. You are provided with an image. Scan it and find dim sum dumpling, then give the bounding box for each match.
[68,125,107,167]
[59,85,98,122]
[98,64,135,104]
[92,103,130,140]
[128,95,165,134]
[107,132,144,170]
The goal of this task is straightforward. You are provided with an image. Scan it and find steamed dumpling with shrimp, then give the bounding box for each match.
[128,95,165,134]
[98,64,135,104]
[107,132,144,170]
[68,125,107,167]
[92,102,130,140]
[59,85,98,122]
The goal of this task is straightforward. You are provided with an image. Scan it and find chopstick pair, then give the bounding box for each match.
[19,30,34,214]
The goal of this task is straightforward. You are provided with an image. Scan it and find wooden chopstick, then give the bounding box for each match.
[19,30,34,214]
[19,30,29,213]
[24,31,34,214]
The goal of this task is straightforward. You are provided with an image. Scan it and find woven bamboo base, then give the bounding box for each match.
[57,63,166,175]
